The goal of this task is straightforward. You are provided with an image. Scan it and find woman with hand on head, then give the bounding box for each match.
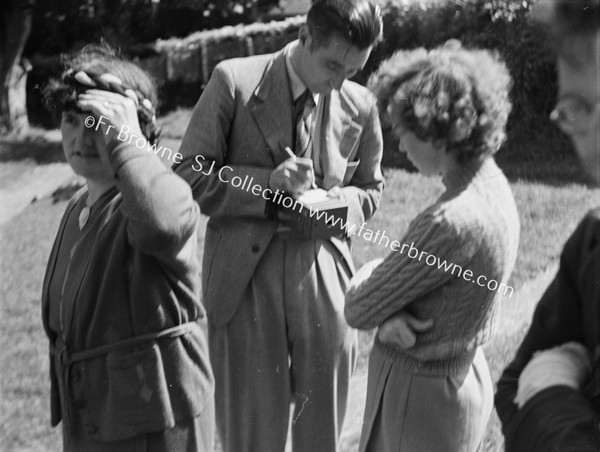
[42,44,214,451]
[345,42,520,452]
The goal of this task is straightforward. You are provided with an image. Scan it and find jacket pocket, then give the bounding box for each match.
[202,223,222,296]
[342,160,361,186]
[98,343,175,441]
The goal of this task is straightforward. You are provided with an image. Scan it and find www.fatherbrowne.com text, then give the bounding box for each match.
[192,155,515,298]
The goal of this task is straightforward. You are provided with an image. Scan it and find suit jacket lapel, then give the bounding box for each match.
[249,49,294,166]
[319,88,362,189]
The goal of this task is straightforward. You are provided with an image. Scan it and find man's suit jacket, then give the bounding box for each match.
[176,42,385,327]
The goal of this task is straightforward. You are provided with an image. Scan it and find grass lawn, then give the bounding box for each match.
[1,124,599,451]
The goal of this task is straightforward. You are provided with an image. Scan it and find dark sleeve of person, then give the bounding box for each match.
[495,211,600,451]
[500,386,600,452]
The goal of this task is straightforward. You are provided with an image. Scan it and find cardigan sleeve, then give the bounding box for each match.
[106,139,199,264]
[344,207,479,330]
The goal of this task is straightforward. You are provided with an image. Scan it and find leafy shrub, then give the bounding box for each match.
[358,0,569,168]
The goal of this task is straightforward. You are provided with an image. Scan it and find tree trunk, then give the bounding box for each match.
[0,0,35,135]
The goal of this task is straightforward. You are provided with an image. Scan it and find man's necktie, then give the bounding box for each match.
[294,90,316,157]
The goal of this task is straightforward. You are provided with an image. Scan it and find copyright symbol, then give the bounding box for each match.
[84,116,95,128]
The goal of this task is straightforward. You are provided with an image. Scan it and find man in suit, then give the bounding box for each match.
[495,1,600,450]
[175,0,384,450]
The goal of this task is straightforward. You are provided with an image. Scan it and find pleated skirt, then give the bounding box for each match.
[358,345,493,452]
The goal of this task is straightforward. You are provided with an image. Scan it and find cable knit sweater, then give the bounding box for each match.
[345,157,520,376]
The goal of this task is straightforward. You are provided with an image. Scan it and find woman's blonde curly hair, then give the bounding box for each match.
[368,41,512,163]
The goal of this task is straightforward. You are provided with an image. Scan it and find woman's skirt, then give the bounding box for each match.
[359,345,493,452]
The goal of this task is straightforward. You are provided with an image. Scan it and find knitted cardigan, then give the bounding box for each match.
[42,139,214,441]
[345,157,520,376]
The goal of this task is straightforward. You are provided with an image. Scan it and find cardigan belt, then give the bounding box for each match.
[50,320,202,437]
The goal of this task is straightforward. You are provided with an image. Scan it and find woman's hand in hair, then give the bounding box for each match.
[76,75,145,153]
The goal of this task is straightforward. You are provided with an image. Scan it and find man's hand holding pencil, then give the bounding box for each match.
[268,146,316,197]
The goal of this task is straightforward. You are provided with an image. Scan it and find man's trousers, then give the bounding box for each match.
[209,236,357,452]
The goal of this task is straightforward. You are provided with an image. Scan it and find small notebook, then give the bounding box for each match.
[293,188,348,237]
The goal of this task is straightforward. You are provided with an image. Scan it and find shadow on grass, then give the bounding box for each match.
[383,120,589,187]
[496,131,589,187]
[497,153,586,186]
[0,129,65,164]
[0,129,180,168]
[495,121,591,187]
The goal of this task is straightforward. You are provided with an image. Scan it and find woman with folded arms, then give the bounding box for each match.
[345,42,520,452]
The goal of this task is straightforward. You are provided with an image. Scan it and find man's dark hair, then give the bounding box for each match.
[532,0,599,64]
[304,0,382,49]
[538,0,600,37]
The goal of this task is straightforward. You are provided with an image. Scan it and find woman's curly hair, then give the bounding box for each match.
[368,41,512,162]
[44,43,160,144]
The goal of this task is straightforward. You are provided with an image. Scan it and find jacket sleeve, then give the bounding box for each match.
[497,386,599,452]
[495,213,598,449]
[174,63,272,219]
[339,95,385,227]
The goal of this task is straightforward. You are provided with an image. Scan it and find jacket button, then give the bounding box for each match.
[85,423,97,435]
[251,245,260,253]
[72,369,81,382]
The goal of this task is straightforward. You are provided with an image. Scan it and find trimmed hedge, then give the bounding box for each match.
[29,0,571,169]
[26,17,304,125]
[133,16,303,109]
[136,0,566,167]
[25,0,282,57]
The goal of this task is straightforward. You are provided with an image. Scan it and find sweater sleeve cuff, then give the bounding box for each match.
[107,140,151,175]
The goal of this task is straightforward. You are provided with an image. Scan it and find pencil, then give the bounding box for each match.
[284,146,296,160]
[284,146,317,189]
